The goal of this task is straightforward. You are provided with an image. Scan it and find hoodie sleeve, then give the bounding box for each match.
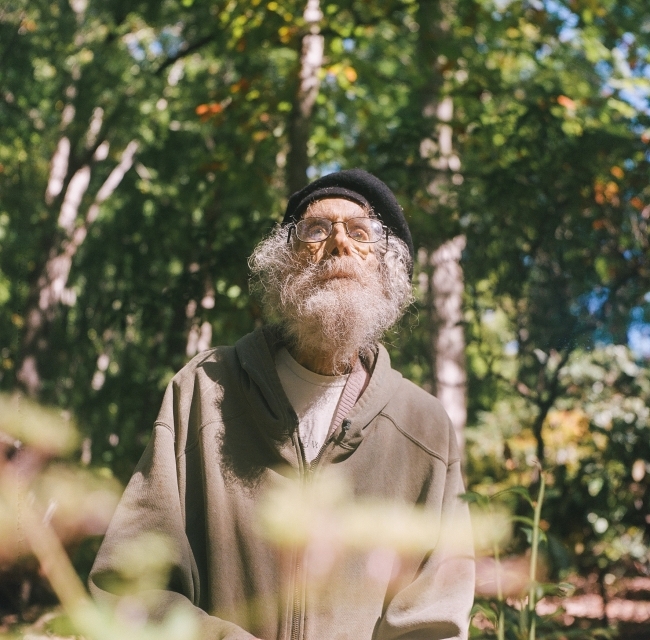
[372,452,475,640]
[88,422,258,640]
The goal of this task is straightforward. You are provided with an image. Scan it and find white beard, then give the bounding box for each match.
[249,227,413,374]
[281,266,393,373]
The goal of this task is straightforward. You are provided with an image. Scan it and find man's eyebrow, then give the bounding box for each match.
[306,201,373,217]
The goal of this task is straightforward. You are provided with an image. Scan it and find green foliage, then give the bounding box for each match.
[466,345,650,632]
[467,477,618,640]
[1,2,649,630]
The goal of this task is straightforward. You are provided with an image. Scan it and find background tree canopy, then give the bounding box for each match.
[1,0,649,631]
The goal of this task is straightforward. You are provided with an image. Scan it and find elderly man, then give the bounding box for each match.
[90,169,475,640]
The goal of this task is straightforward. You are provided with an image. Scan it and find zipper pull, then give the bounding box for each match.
[342,418,351,433]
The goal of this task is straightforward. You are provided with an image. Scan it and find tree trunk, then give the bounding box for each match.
[286,0,324,193]
[17,137,138,396]
[417,0,468,454]
[430,235,467,453]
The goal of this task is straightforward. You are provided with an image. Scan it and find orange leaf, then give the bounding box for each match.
[610,166,624,179]
[230,79,250,94]
[344,66,358,82]
[557,95,576,110]
[630,197,644,210]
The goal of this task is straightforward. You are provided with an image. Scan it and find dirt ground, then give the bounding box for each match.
[2,577,650,639]
[534,576,650,640]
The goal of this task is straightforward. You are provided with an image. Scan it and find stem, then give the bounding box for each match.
[17,491,109,640]
[492,509,505,640]
[527,473,546,640]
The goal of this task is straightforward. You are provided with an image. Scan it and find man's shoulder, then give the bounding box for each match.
[169,327,274,390]
[166,344,244,406]
[172,345,239,382]
[154,343,248,434]
[380,375,457,463]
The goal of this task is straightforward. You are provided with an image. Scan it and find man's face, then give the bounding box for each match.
[295,198,379,269]
[249,200,412,373]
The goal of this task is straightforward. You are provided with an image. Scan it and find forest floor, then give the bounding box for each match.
[1,577,649,639]
[535,575,650,640]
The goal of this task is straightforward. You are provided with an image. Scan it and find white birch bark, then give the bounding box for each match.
[416,5,468,455]
[17,136,138,396]
[286,0,324,192]
[430,235,467,453]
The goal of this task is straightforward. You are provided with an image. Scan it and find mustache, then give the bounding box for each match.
[306,256,371,283]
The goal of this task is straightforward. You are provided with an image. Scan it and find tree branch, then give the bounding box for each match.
[155,33,217,76]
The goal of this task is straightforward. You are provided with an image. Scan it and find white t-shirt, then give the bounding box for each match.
[274,347,348,463]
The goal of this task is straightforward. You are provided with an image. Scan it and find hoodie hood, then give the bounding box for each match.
[234,326,403,467]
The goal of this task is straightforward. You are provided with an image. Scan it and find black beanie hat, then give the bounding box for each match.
[282,169,415,270]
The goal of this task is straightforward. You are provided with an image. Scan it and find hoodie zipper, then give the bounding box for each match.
[290,430,306,640]
[308,418,351,476]
[289,419,351,640]
[290,554,302,640]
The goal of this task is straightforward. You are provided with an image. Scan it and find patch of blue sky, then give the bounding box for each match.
[587,289,609,315]
[126,39,145,62]
[159,28,183,57]
[595,59,612,82]
[543,0,578,43]
[308,162,342,179]
[482,309,496,324]
[604,35,650,114]
[320,162,341,176]
[504,340,519,356]
[535,43,553,61]
[627,306,650,359]
[593,327,613,347]
[149,41,163,56]
[630,306,645,323]
[342,38,355,52]
[572,288,609,317]
[618,85,650,114]
[628,321,650,358]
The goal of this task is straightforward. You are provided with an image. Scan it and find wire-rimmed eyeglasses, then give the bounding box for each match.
[287,217,388,249]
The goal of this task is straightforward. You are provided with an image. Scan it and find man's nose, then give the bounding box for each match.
[327,222,353,256]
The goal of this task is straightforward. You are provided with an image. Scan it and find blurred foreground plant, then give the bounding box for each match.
[465,462,614,640]
[467,344,650,636]
[0,393,199,640]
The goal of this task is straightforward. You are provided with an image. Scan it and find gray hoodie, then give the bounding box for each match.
[89,327,474,640]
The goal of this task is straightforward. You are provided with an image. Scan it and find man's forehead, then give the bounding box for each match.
[303,198,369,219]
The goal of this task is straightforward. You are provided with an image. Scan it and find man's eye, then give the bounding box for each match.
[308,223,328,235]
[348,221,372,241]
[303,221,330,239]
[349,228,370,241]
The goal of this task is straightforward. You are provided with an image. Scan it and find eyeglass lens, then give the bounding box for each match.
[295,217,384,243]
